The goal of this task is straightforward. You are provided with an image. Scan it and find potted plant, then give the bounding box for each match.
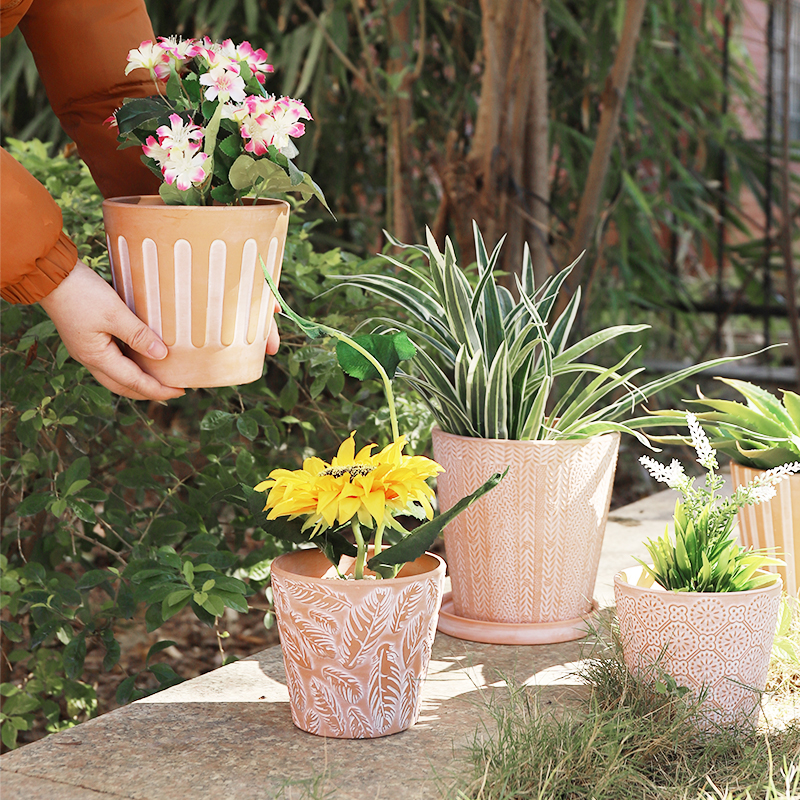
[639,379,800,595]
[103,36,328,388]
[244,268,505,738]
[615,412,799,729]
[334,224,755,644]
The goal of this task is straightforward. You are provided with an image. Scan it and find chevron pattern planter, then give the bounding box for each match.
[103,196,289,388]
[731,463,800,597]
[432,429,619,642]
[271,548,445,739]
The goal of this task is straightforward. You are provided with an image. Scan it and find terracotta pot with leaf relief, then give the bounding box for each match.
[103,196,289,388]
[270,548,445,739]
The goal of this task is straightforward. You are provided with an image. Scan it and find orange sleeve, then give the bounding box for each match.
[18,0,162,199]
[0,146,78,304]
[1,0,162,304]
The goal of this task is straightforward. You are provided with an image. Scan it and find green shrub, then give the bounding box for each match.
[0,140,429,748]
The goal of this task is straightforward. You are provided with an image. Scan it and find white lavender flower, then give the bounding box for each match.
[639,455,688,490]
[686,412,718,471]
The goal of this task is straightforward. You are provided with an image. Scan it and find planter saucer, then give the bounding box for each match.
[437,593,600,645]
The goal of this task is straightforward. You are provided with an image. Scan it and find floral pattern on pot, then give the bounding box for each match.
[731,463,800,597]
[614,565,782,729]
[270,548,445,739]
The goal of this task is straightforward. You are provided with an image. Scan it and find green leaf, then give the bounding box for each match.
[368,468,508,569]
[16,492,51,517]
[201,410,236,431]
[146,640,178,667]
[63,632,87,680]
[75,570,113,591]
[101,629,121,672]
[115,675,137,705]
[114,96,171,137]
[236,415,259,441]
[335,333,416,381]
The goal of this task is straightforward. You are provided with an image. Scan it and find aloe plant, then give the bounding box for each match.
[636,378,800,469]
[334,224,749,442]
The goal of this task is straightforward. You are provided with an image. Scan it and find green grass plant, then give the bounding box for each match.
[449,630,800,800]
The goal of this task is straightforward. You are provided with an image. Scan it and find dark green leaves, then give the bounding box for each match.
[336,333,416,381]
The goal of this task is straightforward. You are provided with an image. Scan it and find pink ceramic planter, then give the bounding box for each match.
[270,548,445,739]
[102,196,289,388]
[431,428,619,643]
[731,463,800,597]
[614,565,782,729]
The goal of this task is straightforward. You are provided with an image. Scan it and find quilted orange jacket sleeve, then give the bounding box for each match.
[0,0,161,304]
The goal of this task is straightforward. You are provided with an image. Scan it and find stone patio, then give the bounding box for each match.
[0,489,685,800]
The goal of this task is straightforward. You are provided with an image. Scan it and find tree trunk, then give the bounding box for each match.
[434,0,548,284]
[562,0,647,297]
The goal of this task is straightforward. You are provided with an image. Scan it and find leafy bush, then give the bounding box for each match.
[0,140,427,748]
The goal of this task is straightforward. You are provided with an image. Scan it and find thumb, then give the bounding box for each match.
[111,305,169,360]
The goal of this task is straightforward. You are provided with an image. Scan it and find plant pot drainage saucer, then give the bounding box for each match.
[437,593,600,645]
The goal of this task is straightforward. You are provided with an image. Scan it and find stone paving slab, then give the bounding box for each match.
[0,489,686,800]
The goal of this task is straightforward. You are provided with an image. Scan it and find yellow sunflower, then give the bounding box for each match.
[255,433,443,536]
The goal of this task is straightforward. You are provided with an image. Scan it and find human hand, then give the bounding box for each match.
[266,299,280,356]
[39,261,185,401]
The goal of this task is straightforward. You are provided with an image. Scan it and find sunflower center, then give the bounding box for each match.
[319,464,376,479]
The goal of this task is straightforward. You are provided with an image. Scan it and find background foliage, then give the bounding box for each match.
[1,0,797,750]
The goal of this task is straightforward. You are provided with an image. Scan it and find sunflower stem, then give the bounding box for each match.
[352,521,367,580]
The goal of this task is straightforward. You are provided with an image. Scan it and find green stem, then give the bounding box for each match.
[261,264,400,442]
[351,520,367,580]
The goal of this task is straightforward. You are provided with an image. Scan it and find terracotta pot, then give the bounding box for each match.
[102,196,289,388]
[614,565,782,729]
[731,462,800,597]
[431,428,619,643]
[270,548,445,739]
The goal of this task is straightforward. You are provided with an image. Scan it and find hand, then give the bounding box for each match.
[266,299,280,356]
[39,261,185,401]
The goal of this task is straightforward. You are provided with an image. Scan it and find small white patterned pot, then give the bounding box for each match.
[614,565,782,729]
[270,548,445,739]
[103,196,289,388]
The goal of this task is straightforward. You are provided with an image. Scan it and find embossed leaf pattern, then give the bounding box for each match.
[272,558,443,739]
[341,588,394,668]
[310,677,345,737]
[368,643,403,734]
[390,583,424,632]
[321,665,363,704]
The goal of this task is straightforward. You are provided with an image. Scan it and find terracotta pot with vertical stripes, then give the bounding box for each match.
[102,196,289,388]
[731,462,800,597]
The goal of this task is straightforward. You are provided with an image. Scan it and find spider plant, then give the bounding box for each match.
[333,223,749,442]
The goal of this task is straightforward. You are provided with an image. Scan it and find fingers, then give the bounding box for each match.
[109,301,170,360]
[84,340,185,401]
[266,314,280,356]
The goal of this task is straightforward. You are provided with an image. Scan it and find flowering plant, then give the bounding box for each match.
[244,264,506,579]
[109,36,327,208]
[637,413,800,592]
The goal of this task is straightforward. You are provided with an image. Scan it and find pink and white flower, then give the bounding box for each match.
[198,62,247,103]
[162,148,209,191]
[233,41,274,84]
[155,114,204,152]
[238,95,310,156]
[157,36,202,62]
[125,40,171,80]
[142,135,170,166]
